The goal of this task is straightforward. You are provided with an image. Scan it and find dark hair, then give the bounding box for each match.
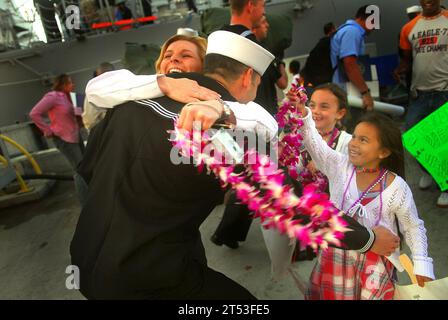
[323,22,335,35]
[94,62,115,77]
[313,83,348,111]
[203,53,253,81]
[355,4,373,20]
[230,0,259,15]
[356,112,405,178]
[407,12,419,20]
[52,74,71,91]
[312,83,348,130]
[289,60,301,74]
[99,62,115,73]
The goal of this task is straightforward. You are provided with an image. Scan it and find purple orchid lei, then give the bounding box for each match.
[276,84,329,193]
[169,87,349,250]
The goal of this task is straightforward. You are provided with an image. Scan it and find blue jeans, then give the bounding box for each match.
[405,90,448,130]
[73,172,88,207]
[52,136,84,170]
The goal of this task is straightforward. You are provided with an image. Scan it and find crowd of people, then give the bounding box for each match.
[28,0,446,300]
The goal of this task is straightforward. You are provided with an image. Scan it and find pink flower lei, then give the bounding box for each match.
[169,86,349,250]
[276,84,329,193]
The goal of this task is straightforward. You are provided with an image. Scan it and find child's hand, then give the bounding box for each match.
[306,161,317,176]
[416,275,433,287]
[285,89,300,105]
[286,87,307,116]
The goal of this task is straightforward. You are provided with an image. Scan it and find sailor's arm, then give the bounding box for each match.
[178,99,278,140]
[176,102,399,255]
[85,70,278,137]
[85,69,220,108]
[334,216,400,255]
[85,70,162,108]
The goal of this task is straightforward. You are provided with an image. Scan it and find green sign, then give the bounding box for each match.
[403,102,448,192]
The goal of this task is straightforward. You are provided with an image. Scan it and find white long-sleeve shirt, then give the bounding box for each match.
[83,69,278,141]
[297,129,352,174]
[300,107,435,279]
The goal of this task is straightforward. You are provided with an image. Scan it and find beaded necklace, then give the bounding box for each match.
[341,167,388,226]
[355,166,381,173]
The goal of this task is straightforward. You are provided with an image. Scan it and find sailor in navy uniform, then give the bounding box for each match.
[70,31,274,299]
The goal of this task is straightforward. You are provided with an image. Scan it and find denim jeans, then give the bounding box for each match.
[52,136,84,170]
[405,90,448,130]
[73,172,88,207]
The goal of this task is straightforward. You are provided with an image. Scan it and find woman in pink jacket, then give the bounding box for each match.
[30,74,83,170]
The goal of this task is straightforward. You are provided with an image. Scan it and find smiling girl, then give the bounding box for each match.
[293,83,351,262]
[299,83,350,189]
[288,89,434,300]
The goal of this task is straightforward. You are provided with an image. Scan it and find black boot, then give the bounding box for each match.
[210,234,239,249]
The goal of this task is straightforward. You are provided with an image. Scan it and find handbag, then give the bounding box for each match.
[394,254,448,300]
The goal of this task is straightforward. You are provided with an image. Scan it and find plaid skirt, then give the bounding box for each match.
[305,247,396,300]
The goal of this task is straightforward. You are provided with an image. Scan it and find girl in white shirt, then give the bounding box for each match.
[289,89,434,300]
[298,83,351,191]
[292,83,351,262]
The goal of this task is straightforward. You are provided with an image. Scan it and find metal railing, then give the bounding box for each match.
[1,0,300,49]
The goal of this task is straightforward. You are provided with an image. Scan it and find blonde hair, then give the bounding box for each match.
[155,35,207,73]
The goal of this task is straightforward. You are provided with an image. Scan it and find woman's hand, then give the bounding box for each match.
[176,102,221,132]
[416,275,433,288]
[158,76,221,104]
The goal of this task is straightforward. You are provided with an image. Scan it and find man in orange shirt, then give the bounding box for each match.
[395,0,448,207]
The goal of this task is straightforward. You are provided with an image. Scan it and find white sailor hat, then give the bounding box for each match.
[406,5,422,14]
[177,28,199,37]
[206,30,274,76]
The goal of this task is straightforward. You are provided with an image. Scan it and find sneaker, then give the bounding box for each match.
[437,192,448,208]
[418,172,433,190]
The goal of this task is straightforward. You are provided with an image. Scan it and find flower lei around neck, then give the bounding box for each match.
[169,85,349,250]
[297,128,340,194]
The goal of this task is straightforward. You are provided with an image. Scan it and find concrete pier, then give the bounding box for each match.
[0,152,446,299]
